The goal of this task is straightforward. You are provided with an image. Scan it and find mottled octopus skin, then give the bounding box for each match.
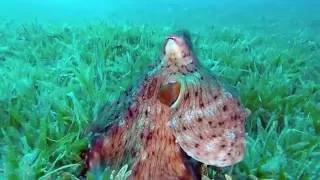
[80,30,250,180]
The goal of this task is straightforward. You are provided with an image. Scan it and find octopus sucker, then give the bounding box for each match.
[79,30,250,179]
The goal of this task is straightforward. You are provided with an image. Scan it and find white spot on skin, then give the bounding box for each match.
[182,134,193,141]
[167,119,176,128]
[205,142,216,152]
[166,77,177,84]
[184,111,194,122]
[147,105,152,114]
[141,150,147,160]
[175,135,181,143]
[119,119,126,127]
[182,105,217,121]
[224,129,236,140]
[103,137,110,147]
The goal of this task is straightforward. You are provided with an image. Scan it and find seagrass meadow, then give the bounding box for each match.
[0,0,320,179]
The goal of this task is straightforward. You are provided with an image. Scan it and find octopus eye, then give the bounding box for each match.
[158,82,181,107]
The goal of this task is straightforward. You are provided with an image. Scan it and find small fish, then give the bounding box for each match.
[79,30,250,180]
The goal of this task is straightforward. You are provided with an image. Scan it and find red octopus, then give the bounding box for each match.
[80,30,250,180]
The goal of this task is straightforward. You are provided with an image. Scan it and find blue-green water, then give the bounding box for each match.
[1,0,320,28]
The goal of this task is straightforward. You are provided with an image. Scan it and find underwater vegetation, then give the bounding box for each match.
[0,15,319,180]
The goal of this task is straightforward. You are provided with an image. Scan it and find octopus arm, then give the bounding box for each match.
[170,73,250,167]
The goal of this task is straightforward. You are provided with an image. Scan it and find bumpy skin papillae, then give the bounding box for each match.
[169,71,249,167]
[81,30,249,179]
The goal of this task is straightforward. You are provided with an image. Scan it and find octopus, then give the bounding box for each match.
[79,30,251,179]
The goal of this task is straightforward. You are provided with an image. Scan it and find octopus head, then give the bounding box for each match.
[163,30,195,66]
